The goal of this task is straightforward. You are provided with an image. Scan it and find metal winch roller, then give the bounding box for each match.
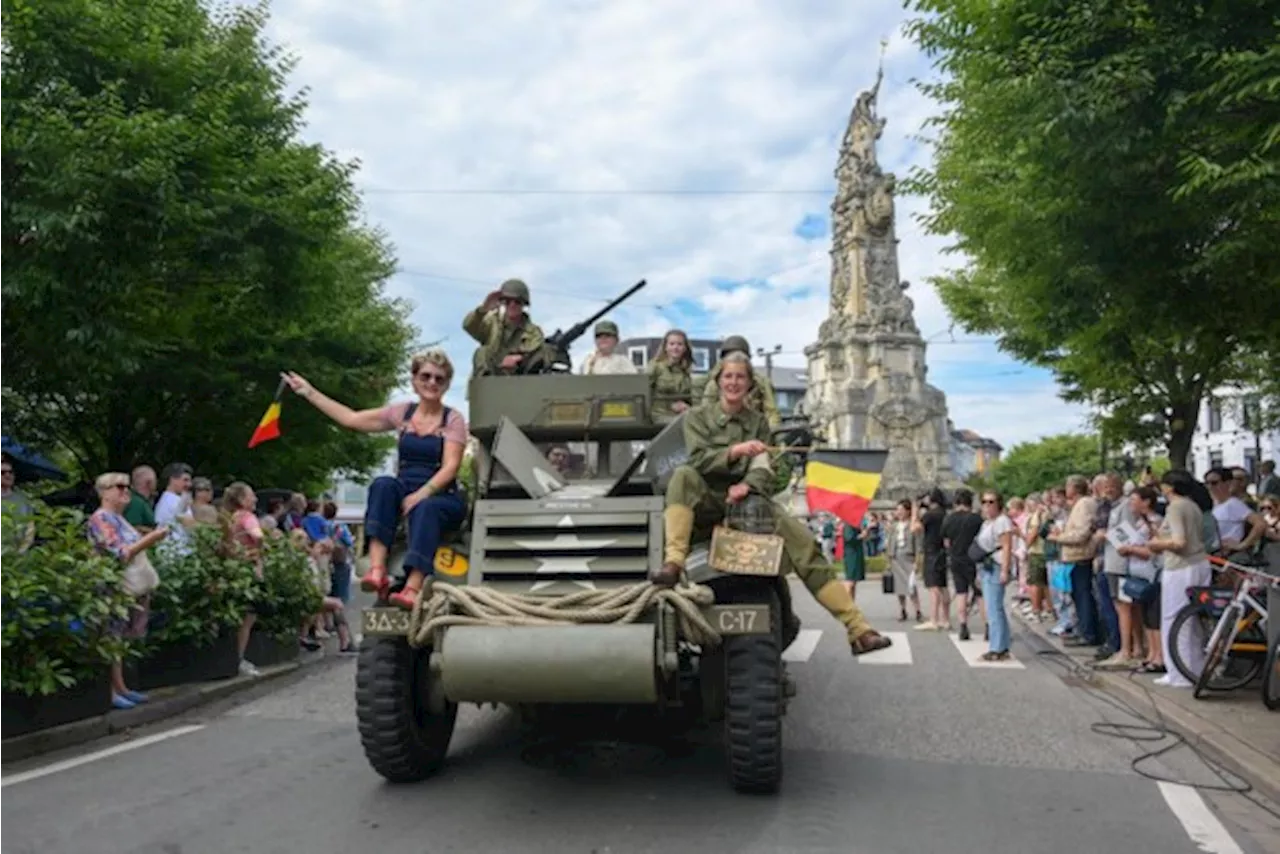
[438,625,659,704]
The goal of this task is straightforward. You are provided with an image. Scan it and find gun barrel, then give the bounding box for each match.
[581,279,646,330]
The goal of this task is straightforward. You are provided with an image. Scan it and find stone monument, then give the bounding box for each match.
[802,70,960,505]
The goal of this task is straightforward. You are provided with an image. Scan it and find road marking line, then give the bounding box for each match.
[1,724,205,788]
[947,633,1026,669]
[782,629,823,662]
[856,631,912,665]
[1158,782,1245,854]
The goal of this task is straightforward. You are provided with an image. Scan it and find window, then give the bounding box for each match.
[1244,448,1257,477]
[1208,398,1223,433]
[692,347,711,372]
[628,345,648,368]
[1209,450,1224,470]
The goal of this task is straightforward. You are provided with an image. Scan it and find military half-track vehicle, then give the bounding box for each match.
[355,296,799,793]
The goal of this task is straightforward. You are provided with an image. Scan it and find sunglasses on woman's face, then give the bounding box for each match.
[416,371,447,386]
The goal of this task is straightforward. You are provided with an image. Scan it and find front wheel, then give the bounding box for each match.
[1263,636,1280,712]
[1194,606,1241,699]
[723,589,783,794]
[355,637,457,783]
[1167,603,1259,690]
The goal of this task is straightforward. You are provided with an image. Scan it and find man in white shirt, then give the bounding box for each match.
[578,321,638,375]
[1206,467,1266,554]
[153,462,197,555]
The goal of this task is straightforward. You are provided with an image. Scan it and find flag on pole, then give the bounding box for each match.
[247,379,287,449]
[803,449,889,527]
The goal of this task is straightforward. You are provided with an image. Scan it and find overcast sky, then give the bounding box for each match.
[262,0,1090,449]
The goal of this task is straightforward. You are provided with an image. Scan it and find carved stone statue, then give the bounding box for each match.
[804,71,962,505]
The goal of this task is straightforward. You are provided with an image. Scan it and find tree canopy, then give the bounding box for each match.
[1,0,415,491]
[904,0,1280,467]
[990,433,1101,498]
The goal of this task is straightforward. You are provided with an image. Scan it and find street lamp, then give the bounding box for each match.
[756,344,782,382]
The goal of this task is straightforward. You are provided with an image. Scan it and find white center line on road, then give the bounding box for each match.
[1158,782,1245,854]
[1,724,205,788]
[782,629,823,662]
[947,632,1026,669]
[856,631,913,665]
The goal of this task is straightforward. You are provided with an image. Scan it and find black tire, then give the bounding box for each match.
[1194,605,1240,699]
[355,637,457,783]
[1262,636,1280,712]
[1168,603,1218,686]
[723,589,783,794]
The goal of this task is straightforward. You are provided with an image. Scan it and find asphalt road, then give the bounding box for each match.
[4,580,1277,854]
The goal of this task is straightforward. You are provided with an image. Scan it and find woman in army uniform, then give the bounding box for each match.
[701,335,781,428]
[647,329,695,419]
[655,352,892,656]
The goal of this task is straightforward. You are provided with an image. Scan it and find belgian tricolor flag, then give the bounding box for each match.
[247,379,287,449]
[804,449,889,527]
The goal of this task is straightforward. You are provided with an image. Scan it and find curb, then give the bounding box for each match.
[1094,666,1280,805]
[1012,608,1280,805]
[2,660,304,763]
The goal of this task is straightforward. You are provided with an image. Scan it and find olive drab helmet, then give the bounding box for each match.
[720,335,751,357]
[594,320,619,338]
[498,278,531,305]
[725,494,776,535]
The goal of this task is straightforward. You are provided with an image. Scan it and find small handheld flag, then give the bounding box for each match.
[247,378,288,449]
[804,449,889,528]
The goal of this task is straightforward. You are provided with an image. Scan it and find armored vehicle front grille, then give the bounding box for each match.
[472,507,657,593]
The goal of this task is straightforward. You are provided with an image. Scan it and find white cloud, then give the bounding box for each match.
[261,0,1087,447]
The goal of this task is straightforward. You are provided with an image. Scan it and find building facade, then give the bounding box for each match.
[947,424,1003,482]
[1190,387,1279,477]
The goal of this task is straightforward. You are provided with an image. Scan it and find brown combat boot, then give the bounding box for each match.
[814,580,892,655]
[651,505,694,586]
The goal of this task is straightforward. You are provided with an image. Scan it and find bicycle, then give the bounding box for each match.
[1263,634,1279,711]
[1190,556,1276,699]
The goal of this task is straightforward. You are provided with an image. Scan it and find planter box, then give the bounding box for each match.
[244,630,299,668]
[130,631,241,691]
[2,669,113,740]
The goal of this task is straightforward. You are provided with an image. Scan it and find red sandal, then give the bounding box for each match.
[360,565,390,598]
[387,585,421,611]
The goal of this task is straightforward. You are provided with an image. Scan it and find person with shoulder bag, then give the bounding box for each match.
[1116,485,1166,675]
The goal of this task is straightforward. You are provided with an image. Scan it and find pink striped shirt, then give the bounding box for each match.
[376,401,468,446]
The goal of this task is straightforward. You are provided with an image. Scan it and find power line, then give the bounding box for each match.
[363,187,836,197]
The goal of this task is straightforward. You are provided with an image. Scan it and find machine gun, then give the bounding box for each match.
[517,279,648,374]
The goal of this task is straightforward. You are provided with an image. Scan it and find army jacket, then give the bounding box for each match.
[463,306,546,377]
[647,359,694,417]
[700,362,781,428]
[683,401,774,496]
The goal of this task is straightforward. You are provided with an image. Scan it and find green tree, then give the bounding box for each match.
[991,433,1101,497]
[1,0,414,490]
[904,0,1280,468]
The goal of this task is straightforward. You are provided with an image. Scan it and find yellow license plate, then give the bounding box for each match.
[549,402,588,424]
[433,546,469,577]
[601,401,634,418]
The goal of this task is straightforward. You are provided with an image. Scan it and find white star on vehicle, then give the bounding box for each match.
[514,533,617,592]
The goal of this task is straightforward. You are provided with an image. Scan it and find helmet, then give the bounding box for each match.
[720,335,750,357]
[498,278,531,305]
[594,320,619,338]
[725,494,776,535]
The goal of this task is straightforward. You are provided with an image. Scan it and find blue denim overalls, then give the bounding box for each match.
[364,404,466,574]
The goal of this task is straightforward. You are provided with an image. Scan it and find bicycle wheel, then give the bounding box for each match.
[1263,635,1280,712]
[1168,603,1215,685]
[1192,604,1244,696]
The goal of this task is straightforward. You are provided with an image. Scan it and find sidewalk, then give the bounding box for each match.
[1013,604,1280,803]
[2,645,343,763]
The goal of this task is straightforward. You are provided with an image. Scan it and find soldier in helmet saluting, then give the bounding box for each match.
[464,278,546,377]
[701,335,781,428]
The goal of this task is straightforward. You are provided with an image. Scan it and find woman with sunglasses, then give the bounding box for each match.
[282,349,468,610]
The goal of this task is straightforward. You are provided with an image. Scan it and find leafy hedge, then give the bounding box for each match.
[146,525,258,650]
[1,504,134,697]
[253,534,323,641]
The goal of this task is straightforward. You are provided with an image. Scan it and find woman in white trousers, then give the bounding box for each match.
[1148,470,1213,688]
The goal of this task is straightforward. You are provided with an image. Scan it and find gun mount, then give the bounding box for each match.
[517,279,648,374]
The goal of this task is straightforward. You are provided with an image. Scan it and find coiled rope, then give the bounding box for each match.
[405,580,721,650]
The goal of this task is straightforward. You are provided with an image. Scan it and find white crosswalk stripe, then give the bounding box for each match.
[782,629,823,662]
[947,632,1025,669]
[854,630,913,665]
